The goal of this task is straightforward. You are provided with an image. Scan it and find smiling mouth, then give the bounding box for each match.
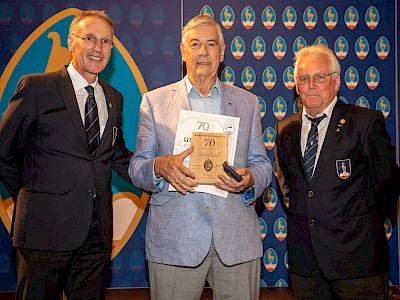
[89,55,102,61]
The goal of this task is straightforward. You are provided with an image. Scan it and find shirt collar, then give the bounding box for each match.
[184,75,221,97]
[67,62,99,93]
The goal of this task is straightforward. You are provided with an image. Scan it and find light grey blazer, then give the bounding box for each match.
[129,79,272,267]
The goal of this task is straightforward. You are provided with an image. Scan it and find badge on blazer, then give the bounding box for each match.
[336,159,351,179]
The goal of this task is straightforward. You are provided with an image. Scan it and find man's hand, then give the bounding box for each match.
[215,168,254,193]
[154,146,197,194]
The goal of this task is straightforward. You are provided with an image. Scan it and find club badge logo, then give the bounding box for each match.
[303,6,317,29]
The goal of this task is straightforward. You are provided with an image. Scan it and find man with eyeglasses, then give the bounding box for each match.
[0,10,133,299]
[275,45,400,299]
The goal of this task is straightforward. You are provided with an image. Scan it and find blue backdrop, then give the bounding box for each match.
[0,0,399,290]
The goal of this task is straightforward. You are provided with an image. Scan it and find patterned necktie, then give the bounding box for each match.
[85,86,100,156]
[303,114,326,180]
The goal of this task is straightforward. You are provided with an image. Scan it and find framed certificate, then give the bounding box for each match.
[170,110,240,198]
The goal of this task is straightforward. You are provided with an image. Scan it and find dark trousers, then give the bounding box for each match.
[15,202,112,300]
[291,262,389,300]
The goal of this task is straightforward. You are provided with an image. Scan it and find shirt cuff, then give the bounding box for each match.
[240,185,255,205]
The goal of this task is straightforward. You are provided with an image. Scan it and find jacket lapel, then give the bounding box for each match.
[56,67,88,147]
[289,113,308,182]
[220,84,237,117]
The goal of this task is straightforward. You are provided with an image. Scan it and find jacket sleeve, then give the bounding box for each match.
[0,75,37,201]
[364,110,400,219]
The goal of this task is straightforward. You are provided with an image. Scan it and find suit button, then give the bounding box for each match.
[88,190,94,196]
[310,219,317,226]
[307,190,314,198]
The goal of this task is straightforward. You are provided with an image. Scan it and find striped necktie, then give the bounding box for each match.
[303,114,326,180]
[85,86,100,156]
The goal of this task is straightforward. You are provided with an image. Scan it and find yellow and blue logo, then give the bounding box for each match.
[262,6,276,29]
[220,5,234,29]
[303,6,317,29]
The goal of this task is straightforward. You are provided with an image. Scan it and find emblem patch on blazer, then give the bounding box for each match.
[336,159,351,179]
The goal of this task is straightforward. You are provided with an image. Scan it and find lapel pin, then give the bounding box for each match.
[336,119,345,132]
[109,103,112,108]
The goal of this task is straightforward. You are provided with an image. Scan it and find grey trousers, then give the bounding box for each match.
[148,241,261,300]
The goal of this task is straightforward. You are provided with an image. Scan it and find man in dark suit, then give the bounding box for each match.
[0,10,133,299]
[275,45,400,299]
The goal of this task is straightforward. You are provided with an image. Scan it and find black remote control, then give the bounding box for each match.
[223,161,243,182]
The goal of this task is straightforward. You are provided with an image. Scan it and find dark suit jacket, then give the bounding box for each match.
[275,99,400,280]
[0,66,133,251]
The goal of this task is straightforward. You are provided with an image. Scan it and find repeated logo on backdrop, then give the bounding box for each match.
[196,3,395,287]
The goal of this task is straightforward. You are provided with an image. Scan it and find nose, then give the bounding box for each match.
[198,44,208,55]
[93,39,103,51]
[308,76,317,88]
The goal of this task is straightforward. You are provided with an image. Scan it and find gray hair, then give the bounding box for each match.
[294,45,341,78]
[181,15,224,46]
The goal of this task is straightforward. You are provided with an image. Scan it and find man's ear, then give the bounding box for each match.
[180,43,186,62]
[67,35,74,52]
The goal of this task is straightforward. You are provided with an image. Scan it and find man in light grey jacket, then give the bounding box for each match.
[129,15,271,300]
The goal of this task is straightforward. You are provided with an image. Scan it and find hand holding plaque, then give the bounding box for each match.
[189,132,228,184]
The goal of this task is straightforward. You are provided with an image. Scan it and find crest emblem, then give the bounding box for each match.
[324,6,338,29]
[258,96,266,119]
[262,6,276,29]
[355,36,369,60]
[345,66,359,90]
[365,6,379,29]
[221,66,235,85]
[314,36,328,47]
[263,187,277,211]
[262,66,276,90]
[283,6,296,29]
[365,66,379,90]
[264,248,278,272]
[241,66,256,90]
[303,6,317,29]
[356,96,370,109]
[241,6,255,29]
[220,5,234,29]
[293,36,307,54]
[376,36,390,59]
[376,96,390,119]
[283,66,295,90]
[345,6,359,29]
[259,217,267,240]
[200,5,214,18]
[231,36,245,59]
[334,36,349,59]
[263,127,276,150]
[252,36,266,59]
[274,217,287,241]
[272,36,287,60]
[293,97,303,113]
[336,159,351,179]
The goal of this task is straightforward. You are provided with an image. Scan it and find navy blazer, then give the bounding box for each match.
[275,99,400,280]
[0,66,133,250]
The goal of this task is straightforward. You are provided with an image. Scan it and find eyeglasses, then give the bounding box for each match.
[71,34,113,49]
[296,72,336,85]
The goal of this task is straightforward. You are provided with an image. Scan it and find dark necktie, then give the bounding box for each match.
[303,114,326,180]
[85,86,100,156]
